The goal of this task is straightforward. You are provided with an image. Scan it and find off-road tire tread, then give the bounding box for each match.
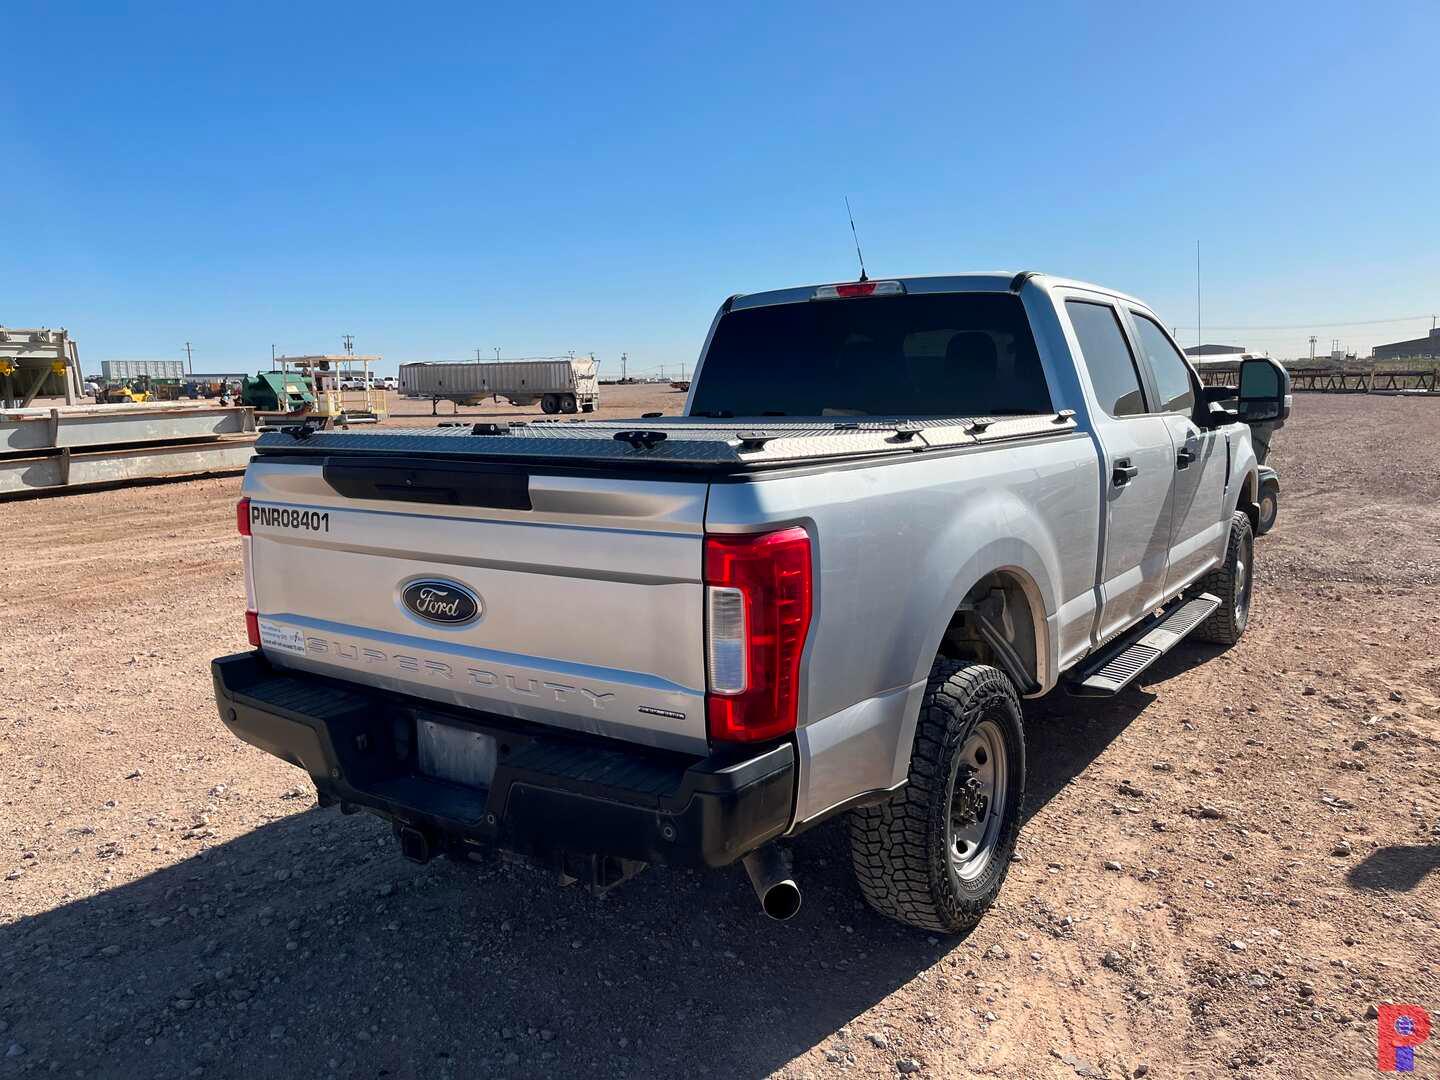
[848,661,1024,933]
[1192,510,1253,644]
[1257,485,1278,535]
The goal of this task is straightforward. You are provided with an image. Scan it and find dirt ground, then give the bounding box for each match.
[2,391,1437,1080]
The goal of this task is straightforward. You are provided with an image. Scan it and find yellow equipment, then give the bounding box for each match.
[97,384,151,404]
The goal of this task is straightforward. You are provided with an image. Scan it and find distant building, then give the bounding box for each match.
[1372,328,1440,361]
[1184,343,1249,358]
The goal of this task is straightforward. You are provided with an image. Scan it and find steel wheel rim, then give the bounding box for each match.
[1235,534,1253,623]
[948,718,1007,882]
[1260,494,1275,525]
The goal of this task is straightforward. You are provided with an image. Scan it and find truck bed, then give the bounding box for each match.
[254,412,1079,471]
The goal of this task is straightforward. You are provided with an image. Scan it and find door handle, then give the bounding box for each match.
[1112,459,1139,487]
[1176,432,1201,469]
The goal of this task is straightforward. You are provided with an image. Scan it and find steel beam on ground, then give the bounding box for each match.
[0,435,257,497]
[0,404,256,455]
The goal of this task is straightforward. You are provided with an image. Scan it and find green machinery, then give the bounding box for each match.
[241,370,316,414]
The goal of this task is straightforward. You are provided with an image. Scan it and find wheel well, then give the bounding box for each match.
[1236,471,1260,533]
[937,571,1044,694]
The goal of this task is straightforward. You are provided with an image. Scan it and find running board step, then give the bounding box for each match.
[1067,593,1221,697]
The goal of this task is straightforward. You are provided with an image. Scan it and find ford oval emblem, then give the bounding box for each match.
[401,579,482,626]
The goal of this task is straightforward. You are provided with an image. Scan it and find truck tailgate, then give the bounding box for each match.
[241,459,709,753]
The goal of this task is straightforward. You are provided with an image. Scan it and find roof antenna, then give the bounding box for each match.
[845,196,869,282]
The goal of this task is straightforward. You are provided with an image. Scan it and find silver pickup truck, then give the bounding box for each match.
[212,272,1290,933]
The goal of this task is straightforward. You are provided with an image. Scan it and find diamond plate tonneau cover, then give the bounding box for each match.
[255,413,1078,470]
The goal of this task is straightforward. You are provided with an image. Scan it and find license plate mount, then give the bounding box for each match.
[416,719,498,790]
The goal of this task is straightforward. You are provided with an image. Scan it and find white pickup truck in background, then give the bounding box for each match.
[213,271,1290,932]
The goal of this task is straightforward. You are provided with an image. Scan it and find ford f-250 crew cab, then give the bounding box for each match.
[212,271,1291,933]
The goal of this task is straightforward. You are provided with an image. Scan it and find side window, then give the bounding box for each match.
[1131,313,1196,413]
[1065,300,1147,417]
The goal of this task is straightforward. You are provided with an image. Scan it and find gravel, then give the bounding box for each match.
[1,391,1437,1078]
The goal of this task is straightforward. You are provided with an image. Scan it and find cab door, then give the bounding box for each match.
[1060,296,1176,644]
[1125,310,1230,595]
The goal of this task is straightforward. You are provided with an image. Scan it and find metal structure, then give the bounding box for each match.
[399,355,599,414]
[277,355,388,423]
[1197,364,1440,395]
[0,401,257,497]
[1368,369,1440,394]
[0,327,85,408]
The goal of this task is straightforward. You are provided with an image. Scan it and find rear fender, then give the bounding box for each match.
[911,535,1060,696]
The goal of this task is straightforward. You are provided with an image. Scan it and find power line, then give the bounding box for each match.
[1173,314,1433,331]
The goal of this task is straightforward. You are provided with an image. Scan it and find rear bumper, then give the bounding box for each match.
[211,652,795,868]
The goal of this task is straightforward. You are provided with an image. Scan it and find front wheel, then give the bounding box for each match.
[849,661,1025,934]
[1192,510,1255,645]
[1257,482,1279,535]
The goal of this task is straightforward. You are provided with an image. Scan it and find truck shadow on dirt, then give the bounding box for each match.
[1,807,949,1078]
[1,649,1219,1079]
[1018,641,1228,825]
[1346,844,1440,892]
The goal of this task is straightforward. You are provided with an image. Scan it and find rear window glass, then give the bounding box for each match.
[689,292,1053,418]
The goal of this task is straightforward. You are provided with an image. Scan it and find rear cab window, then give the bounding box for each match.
[689,292,1053,418]
[1064,300,1148,417]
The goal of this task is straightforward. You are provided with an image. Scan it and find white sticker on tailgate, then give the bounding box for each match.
[257,618,307,657]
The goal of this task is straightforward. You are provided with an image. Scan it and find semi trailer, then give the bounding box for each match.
[399,356,599,414]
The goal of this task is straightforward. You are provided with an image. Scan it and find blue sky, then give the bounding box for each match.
[3,2,1437,375]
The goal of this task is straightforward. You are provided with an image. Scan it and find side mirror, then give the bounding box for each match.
[1237,358,1291,423]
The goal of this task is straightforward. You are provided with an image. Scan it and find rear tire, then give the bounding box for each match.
[1257,483,1278,535]
[849,660,1025,934]
[1192,510,1254,645]
[561,394,578,414]
[540,394,560,414]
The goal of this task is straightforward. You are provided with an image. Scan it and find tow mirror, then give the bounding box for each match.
[1237,357,1291,422]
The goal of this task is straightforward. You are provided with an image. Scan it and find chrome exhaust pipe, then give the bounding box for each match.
[741,845,802,921]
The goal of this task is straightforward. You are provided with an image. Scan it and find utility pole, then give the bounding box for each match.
[474,348,482,361]
[343,334,354,356]
[1309,336,1317,363]
[271,344,276,365]
[184,341,193,374]
[494,347,501,361]
[621,352,628,381]
[1195,240,1201,353]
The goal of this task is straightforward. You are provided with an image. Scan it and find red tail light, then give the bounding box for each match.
[238,497,258,645]
[703,527,812,743]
